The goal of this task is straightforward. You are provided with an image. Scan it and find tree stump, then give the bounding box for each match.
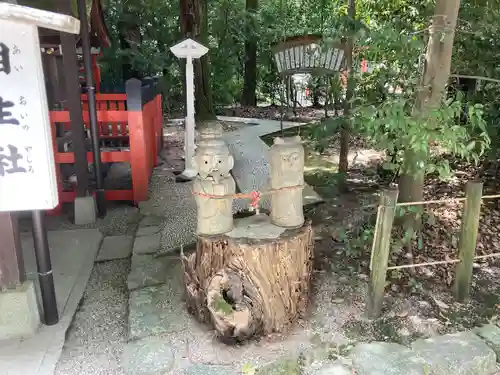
[181,218,314,342]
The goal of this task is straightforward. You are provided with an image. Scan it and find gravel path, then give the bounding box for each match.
[54,260,130,375]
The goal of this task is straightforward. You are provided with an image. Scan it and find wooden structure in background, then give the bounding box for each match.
[48,78,163,215]
[272,34,345,76]
[17,0,111,202]
[182,222,314,342]
[21,0,110,105]
[271,34,346,119]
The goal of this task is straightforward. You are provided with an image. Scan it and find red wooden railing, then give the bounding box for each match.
[48,78,163,215]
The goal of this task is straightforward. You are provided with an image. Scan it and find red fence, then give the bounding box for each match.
[48,78,163,214]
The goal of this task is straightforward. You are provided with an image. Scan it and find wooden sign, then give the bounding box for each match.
[0,3,80,211]
[170,38,209,179]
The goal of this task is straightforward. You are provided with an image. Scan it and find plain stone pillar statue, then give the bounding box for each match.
[193,124,235,235]
[269,136,305,228]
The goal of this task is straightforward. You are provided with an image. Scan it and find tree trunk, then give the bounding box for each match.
[339,0,355,181]
[118,18,142,81]
[180,0,216,124]
[399,0,461,205]
[241,0,258,106]
[181,221,314,342]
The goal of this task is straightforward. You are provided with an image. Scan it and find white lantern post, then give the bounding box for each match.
[0,2,81,326]
[170,38,209,179]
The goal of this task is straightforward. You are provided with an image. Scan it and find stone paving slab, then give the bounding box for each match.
[128,259,191,340]
[475,324,500,360]
[133,232,162,255]
[138,215,165,228]
[96,235,134,261]
[350,342,427,375]
[122,335,175,375]
[312,362,353,375]
[136,225,163,237]
[0,229,102,375]
[411,331,497,375]
[127,254,171,291]
[184,364,239,375]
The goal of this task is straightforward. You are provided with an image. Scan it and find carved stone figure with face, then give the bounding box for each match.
[192,123,236,235]
[269,136,305,228]
[193,141,234,184]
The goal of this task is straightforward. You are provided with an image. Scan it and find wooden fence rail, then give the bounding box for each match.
[367,180,499,318]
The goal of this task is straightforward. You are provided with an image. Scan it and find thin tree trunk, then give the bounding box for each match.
[179,0,216,124]
[241,0,258,106]
[118,16,142,81]
[399,0,461,207]
[338,0,355,183]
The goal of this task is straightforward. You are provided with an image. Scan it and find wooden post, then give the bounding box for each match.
[367,187,399,318]
[57,0,90,198]
[454,180,483,301]
[127,78,149,203]
[0,212,25,290]
[170,38,209,180]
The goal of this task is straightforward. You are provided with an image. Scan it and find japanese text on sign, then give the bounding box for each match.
[0,18,58,211]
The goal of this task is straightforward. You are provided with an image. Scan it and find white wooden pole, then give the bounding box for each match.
[183,56,197,178]
[170,38,208,180]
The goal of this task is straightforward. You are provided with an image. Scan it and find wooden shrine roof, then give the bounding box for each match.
[18,0,111,49]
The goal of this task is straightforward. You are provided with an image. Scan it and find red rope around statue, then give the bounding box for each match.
[192,184,304,212]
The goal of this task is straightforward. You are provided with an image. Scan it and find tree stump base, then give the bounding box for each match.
[181,216,314,343]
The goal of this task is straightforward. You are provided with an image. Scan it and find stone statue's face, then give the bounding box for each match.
[195,148,234,183]
[281,151,301,171]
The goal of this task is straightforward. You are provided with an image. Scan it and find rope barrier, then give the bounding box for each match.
[392,193,500,208]
[387,259,460,270]
[192,184,305,213]
[360,193,500,211]
[386,252,500,271]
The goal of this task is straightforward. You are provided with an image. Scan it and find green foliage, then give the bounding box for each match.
[97,0,499,173]
[353,95,490,177]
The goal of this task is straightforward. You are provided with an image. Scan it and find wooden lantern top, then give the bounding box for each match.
[18,0,111,49]
[271,34,346,76]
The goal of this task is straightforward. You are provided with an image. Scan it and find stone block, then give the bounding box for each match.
[122,335,174,375]
[138,215,164,228]
[133,232,162,255]
[475,324,500,360]
[74,196,96,225]
[411,331,496,375]
[96,235,134,261]
[128,268,190,340]
[185,364,239,375]
[0,281,40,340]
[127,254,167,290]
[312,362,354,375]
[136,225,162,237]
[350,342,427,375]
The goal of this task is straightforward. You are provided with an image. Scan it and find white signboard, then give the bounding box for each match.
[0,20,59,211]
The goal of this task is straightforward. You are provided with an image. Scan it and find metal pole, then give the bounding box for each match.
[77,0,106,217]
[31,211,59,326]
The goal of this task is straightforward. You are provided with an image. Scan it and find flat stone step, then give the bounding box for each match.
[411,331,497,375]
[350,342,428,375]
